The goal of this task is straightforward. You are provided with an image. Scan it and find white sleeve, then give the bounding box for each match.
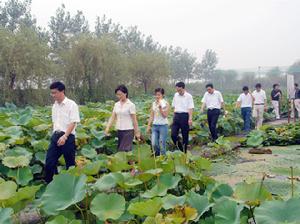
[129,103,136,114]
[237,95,242,102]
[188,95,194,109]
[171,96,175,107]
[70,103,80,123]
[263,91,267,100]
[51,105,55,123]
[219,92,224,103]
[201,93,206,103]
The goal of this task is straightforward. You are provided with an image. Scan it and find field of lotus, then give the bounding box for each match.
[0,99,300,224]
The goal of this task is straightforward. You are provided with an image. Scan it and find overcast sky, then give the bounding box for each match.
[30,0,300,69]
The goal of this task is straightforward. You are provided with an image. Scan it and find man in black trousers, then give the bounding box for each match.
[200,83,225,141]
[171,82,194,152]
[45,81,80,183]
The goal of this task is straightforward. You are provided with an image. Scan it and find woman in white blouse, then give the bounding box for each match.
[105,85,140,151]
[147,88,169,156]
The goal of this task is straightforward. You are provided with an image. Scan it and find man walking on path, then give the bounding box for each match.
[294,83,300,119]
[45,81,80,183]
[271,84,282,120]
[236,86,253,133]
[252,83,267,129]
[171,82,194,153]
[200,83,225,141]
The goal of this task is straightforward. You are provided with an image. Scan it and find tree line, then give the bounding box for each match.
[0,0,299,106]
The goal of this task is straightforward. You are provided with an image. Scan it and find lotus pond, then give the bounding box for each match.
[0,101,300,224]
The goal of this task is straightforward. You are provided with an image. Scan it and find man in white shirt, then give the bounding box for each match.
[252,83,267,129]
[171,82,194,153]
[200,83,225,141]
[45,81,80,183]
[236,86,253,133]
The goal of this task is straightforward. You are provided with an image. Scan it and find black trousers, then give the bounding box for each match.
[171,113,189,152]
[45,132,76,183]
[207,109,221,141]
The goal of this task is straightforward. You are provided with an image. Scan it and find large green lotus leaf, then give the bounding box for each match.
[33,124,50,132]
[206,183,234,201]
[128,197,162,217]
[137,168,163,182]
[2,185,41,212]
[31,139,49,151]
[132,145,156,171]
[90,193,125,221]
[35,151,46,164]
[142,173,181,198]
[81,161,101,176]
[5,147,32,159]
[0,132,10,141]
[162,194,185,210]
[9,111,32,126]
[3,126,22,138]
[0,208,13,224]
[2,156,30,168]
[186,191,212,219]
[7,167,33,186]
[234,182,272,206]
[40,174,87,215]
[0,181,17,201]
[213,197,244,224]
[94,173,121,191]
[31,164,43,174]
[194,157,212,171]
[46,215,82,224]
[80,145,97,159]
[107,152,131,172]
[255,198,300,224]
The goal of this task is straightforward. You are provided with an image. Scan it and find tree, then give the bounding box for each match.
[0,0,36,32]
[212,69,238,90]
[199,49,218,82]
[129,51,170,94]
[95,15,123,41]
[288,60,300,83]
[168,47,199,83]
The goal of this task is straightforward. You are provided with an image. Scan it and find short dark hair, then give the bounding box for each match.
[205,83,214,89]
[242,86,249,91]
[175,82,185,89]
[115,85,128,98]
[154,88,165,95]
[50,81,65,92]
[255,83,262,88]
[273,83,279,89]
[295,83,298,87]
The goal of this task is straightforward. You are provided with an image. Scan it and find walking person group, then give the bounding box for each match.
[45,80,294,183]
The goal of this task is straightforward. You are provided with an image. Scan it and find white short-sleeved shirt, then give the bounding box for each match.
[152,99,168,125]
[237,93,253,108]
[201,90,224,109]
[113,99,136,130]
[252,90,267,104]
[172,92,194,113]
[52,97,80,135]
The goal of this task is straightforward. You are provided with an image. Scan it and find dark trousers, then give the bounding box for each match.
[241,107,252,132]
[171,113,189,152]
[45,132,76,183]
[207,109,221,141]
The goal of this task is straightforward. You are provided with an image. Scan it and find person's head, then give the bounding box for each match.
[273,84,280,90]
[242,86,249,94]
[154,88,165,101]
[175,82,185,95]
[255,83,262,91]
[295,83,299,89]
[205,83,214,94]
[50,81,65,102]
[115,85,128,101]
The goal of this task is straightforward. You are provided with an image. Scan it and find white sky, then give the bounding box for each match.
[30,0,300,69]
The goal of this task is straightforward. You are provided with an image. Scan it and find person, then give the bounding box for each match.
[105,85,140,152]
[171,82,194,153]
[45,81,80,183]
[294,83,300,118]
[200,83,225,141]
[147,88,169,156]
[252,83,267,129]
[271,84,282,119]
[236,86,253,133]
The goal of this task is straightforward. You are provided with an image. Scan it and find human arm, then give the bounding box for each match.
[105,112,116,136]
[146,108,154,134]
[131,113,140,140]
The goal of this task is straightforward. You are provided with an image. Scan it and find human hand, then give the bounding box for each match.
[57,135,67,146]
